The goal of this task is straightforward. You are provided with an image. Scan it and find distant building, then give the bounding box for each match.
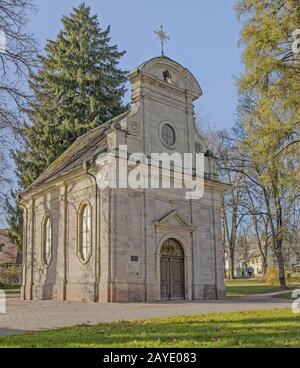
[0,230,22,265]
[225,236,300,278]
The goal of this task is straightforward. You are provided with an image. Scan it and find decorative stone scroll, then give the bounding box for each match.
[127,121,140,136]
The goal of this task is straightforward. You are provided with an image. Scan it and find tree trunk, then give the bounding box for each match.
[262,186,287,289]
[262,259,268,276]
[228,248,235,279]
[276,250,287,289]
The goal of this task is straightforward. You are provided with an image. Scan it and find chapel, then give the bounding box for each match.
[19,56,227,302]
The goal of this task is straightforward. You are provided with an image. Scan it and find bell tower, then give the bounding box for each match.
[125,56,205,157]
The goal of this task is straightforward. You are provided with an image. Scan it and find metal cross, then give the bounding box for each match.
[154,25,170,56]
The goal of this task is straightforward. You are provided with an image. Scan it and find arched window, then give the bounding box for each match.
[161,238,184,257]
[78,204,92,262]
[43,216,52,266]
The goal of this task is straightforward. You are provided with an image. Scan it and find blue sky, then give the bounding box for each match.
[28,0,243,129]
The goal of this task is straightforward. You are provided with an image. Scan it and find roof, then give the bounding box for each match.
[23,111,130,194]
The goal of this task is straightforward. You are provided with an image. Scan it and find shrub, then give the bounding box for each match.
[286,272,292,283]
[0,265,22,286]
[263,266,291,285]
[263,267,279,285]
[0,282,20,290]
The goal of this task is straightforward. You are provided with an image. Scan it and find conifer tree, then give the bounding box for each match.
[7,3,127,248]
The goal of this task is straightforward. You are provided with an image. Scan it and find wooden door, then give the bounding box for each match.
[160,238,185,300]
[170,257,185,299]
[160,257,170,300]
[160,256,185,300]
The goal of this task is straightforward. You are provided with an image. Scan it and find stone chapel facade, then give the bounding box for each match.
[19,56,227,303]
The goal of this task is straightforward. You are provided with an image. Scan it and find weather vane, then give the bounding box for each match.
[154,25,170,56]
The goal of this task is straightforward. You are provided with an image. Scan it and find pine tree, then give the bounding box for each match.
[4,192,23,251]
[7,3,127,248]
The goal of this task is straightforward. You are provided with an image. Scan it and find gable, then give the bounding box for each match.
[155,210,194,231]
[129,56,202,100]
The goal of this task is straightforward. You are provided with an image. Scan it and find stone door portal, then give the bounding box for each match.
[160,239,185,300]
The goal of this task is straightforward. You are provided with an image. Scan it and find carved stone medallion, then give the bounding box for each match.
[128,121,140,136]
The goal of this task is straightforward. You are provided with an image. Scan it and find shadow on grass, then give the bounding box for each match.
[226,286,281,296]
[0,310,299,348]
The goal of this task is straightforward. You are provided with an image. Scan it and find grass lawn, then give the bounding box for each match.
[225,278,300,296]
[275,292,293,300]
[0,285,20,295]
[0,284,20,291]
[0,309,299,348]
[4,289,20,295]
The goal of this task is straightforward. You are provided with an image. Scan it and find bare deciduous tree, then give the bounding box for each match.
[0,0,37,209]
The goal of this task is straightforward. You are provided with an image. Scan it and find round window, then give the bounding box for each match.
[161,124,176,147]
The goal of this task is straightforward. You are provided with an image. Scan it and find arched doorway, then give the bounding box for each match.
[160,238,185,300]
